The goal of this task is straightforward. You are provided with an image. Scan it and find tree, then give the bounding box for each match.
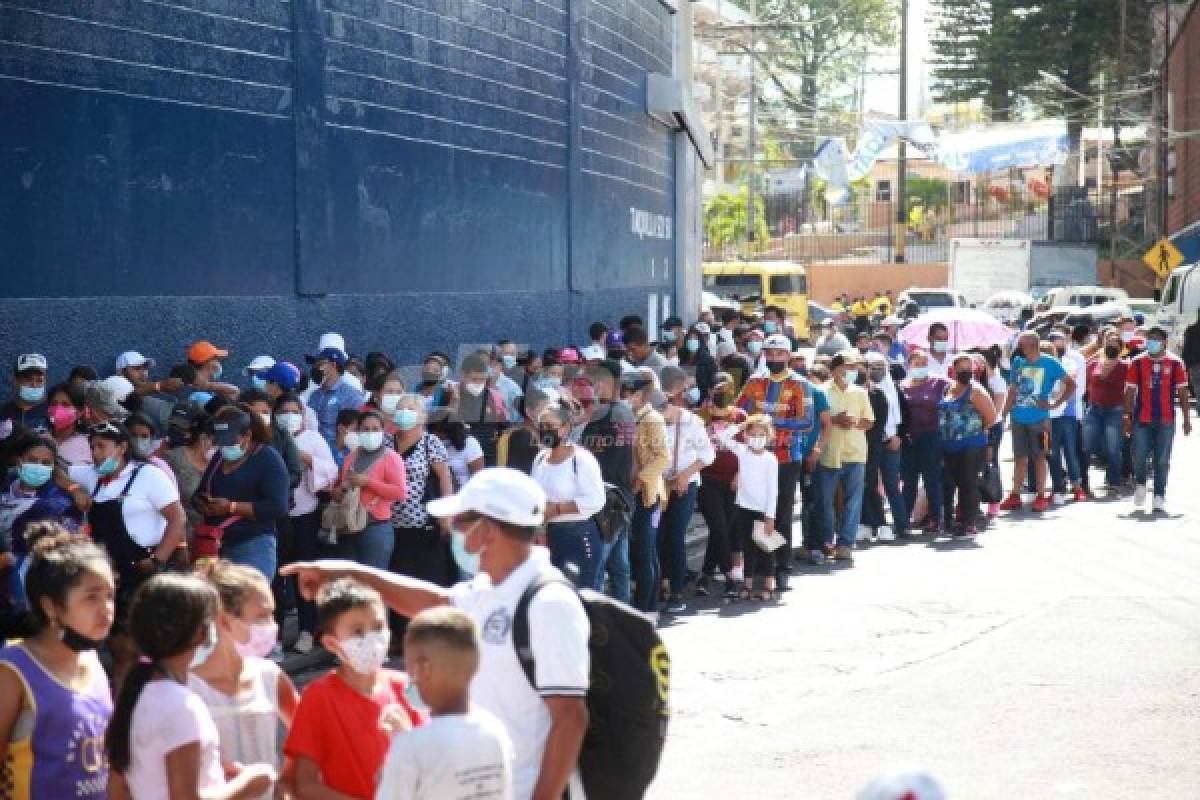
[904,176,949,211]
[705,188,769,251]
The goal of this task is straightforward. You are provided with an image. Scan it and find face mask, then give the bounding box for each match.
[421,370,441,386]
[19,385,44,404]
[501,355,517,370]
[747,434,769,450]
[763,321,777,334]
[685,338,700,353]
[747,341,763,355]
[795,366,808,377]
[343,431,360,450]
[59,621,105,652]
[1055,347,1066,357]
[451,529,481,576]
[680,387,699,406]
[712,392,730,408]
[909,366,929,380]
[663,356,680,367]
[463,382,486,396]
[1104,345,1120,359]
[258,412,272,429]
[336,630,390,675]
[221,444,245,462]
[211,363,224,381]
[868,368,887,383]
[766,360,788,375]
[131,437,158,459]
[48,404,78,430]
[404,678,430,715]
[394,408,419,431]
[277,412,302,434]
[540,427,562,449]
[852,371,866,385]
[190,391,214,407]
[250,376,267,391]
[190,623,218,669]
[95,455,121,476]
[379,394,401,413]
[955,370,973,384]
[661,330,676,344]
[358,431,384,451]
[19,462,53,488]
[310,366,325,384]
[932,341,950,353]
[1120,331,1134,343]
[1146,340,1164,355]
[234,620,279,659]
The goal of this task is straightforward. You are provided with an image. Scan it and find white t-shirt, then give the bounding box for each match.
[1049,349,1086,419]
[449,549,589,800]
[446,436,484,490]
[530,446,606,522]
[376,710,515,800]
[662,409,715,486]
[125,679,225,799]
[718,426,779,516]
[70,461,179,547]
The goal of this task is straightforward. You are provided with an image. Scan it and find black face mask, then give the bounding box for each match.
[540,428,562,449]
[712,392,730,408]
[852,371,866,385]
[955,370,973,384]
[1104,345,1120,359]
[868,368,887,383]
[766,360,788,375]
[59,622,104,652]
[1055,347,1066,357]
[310,366,325,385]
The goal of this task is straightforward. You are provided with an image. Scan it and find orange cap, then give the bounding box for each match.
[188,340,229,365]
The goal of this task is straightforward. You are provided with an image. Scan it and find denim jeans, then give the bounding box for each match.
[1132,421,1176,496]
[547,519,603,590]
[863,441,909,531]
[599,524,631,603]
[819,462,866,548]
[221,534,277,582]
[629,500,660,613]
[289,509,323,635]
[697,481,736,577]
[658,482,698,596]
[1084,406,1125,487]
[902,432,943,523]
[1049,416,1083,492]
[338,519,395,570]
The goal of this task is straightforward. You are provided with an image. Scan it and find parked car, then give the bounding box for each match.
[1039,285,1129,311]
[1127,298,1158,326]
[896,288,971,319]
[983,291,1034,324]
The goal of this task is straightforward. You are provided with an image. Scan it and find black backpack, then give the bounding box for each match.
[533,450,633,544]
[513,576,670,800]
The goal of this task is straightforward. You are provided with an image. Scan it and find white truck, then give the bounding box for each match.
[950,238,1099,309]
[1157,261,1200,354]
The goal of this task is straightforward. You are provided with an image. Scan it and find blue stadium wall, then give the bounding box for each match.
[0,0,700,385]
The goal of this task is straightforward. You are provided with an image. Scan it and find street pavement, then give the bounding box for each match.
[651,424,1200,799]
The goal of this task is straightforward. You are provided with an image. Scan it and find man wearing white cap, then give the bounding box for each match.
[116,351,186,401]
[243,354,276,389]
[283,468,589,800]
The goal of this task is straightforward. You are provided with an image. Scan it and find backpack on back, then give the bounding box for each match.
[513,576,669,800]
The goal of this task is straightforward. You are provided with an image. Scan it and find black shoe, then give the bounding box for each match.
[724,580,743,601]
[775,570,790,592]
[694,574,711,597]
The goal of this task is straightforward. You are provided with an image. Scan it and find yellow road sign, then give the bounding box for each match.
[1143,238,1184,279]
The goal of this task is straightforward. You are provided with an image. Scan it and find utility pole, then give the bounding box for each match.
[894,0,908,263]
[1160,0,1171,238]
[745,0,757,246]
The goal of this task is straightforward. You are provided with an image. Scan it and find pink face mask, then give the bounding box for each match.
[48,404,78,431]
[233,621,279,659]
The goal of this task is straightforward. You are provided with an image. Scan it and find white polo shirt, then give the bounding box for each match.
[449,548,590,800]
[70,461,178,547]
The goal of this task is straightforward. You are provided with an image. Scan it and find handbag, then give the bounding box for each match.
[191,457,237,560]
[321,486,369,535]
[977,463,1003,504]
[751,519,786,553]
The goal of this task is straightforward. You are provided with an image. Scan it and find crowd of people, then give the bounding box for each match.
[0,301,1194,799]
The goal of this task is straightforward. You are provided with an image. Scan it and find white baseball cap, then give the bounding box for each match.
[427,467,546,527]
[99,375,135,402]
[15,353,47,373]
[764,333,792,351]
[243,355,276,375]
[318,332,346,356]
[881,315,904,327]
[115,351,155,371]
[580,344,605,361]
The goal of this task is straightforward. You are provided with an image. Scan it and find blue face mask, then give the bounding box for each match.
[763,321,777,335]
[500,355,517,370]
[909,366,929,380]
[19,385,44,405]
[221,444,245,462]
[19,462,53,488]
[95,456,120,476]
[747,341,763,355]
[684,387,701,405]
[190,391,214,407]
[394,408,420,431]
[661,330,676,344]
[404,678,429,715]
[451,530,481,577]
[685,338,700,353]
[211,362,224,381]
[250,375,267,391]
[1146,340,1164,355]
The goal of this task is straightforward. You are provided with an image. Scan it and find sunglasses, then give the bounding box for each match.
[88,421,123,437]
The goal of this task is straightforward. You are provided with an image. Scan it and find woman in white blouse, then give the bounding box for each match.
[531,404,607,589]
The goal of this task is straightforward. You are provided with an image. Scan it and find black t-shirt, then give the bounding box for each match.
[503,427,543,475]
[0,401,49,437]
[580,403,635,491]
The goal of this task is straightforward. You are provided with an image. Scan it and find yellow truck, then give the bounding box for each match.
[702,261,810,340]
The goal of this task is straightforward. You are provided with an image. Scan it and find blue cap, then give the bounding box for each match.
[304,347,348,368]
[263,361,301,391]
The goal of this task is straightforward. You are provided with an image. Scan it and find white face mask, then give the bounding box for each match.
[189,623,218,670]
[277,412,303,435]
[337,630,390,674]
[343,431,360,450]
[234,620,279,659]
[748,434,770,451]
[358,431,384,451]
[258,412,273,428]
[463,382,486,397]
[379,394,401,413]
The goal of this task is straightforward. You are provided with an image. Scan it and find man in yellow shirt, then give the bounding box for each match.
[851,296,872,335]
[871,290,892,317]
[817,350,874,563]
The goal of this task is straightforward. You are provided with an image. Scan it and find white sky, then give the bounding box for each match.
[862,0,932,118]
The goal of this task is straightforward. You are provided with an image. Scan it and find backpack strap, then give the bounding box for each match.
[512,574,576,692]
[117,464,145,498]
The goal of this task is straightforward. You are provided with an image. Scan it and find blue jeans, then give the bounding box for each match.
[1049,416,1082,492]
[629,500,660,613]
[599,524,631,603]
[819,462,866,548]
[1132,421,1176,496]
[547,519,603,590]
[658,483,698,596]
[1084,406,1124,487]
[222,534,277,582]
[902,432,943,523]
[338,519,395,570]
[880,448,909,530]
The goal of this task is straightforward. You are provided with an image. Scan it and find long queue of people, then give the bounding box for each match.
[0,304,1193,800]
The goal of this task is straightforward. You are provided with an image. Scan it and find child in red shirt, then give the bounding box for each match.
[284,578,424,799]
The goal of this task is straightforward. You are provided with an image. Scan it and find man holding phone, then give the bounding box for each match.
[818,350,875,563]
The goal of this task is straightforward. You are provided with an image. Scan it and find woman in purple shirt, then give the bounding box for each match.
[901,350,951,533]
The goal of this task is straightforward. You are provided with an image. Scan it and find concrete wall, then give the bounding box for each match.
[1166,1,1199,235]
[1099,259,1158,299]
[806,262,949,305]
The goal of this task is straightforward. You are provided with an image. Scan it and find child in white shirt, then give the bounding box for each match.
[719,414,780,601]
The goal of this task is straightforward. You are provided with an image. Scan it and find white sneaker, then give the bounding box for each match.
[293,632,314,654]
[877,525,896,542]
[857,524,875,544]
[1152,495,1165,513]
[1133,485,1147,508]
[1051,493,1066,507]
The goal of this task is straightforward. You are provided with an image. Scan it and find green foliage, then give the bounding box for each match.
[904,176,949,211]
[705,188,770,249]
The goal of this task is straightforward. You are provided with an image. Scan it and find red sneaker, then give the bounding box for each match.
[1072,486,1090,502]
[1031,494,1050,513]
[998,493,1023,511]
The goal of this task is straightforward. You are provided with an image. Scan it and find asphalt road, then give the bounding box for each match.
[651,421,1200,799]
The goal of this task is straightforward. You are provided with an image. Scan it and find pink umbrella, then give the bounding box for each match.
[897,307,1012,351]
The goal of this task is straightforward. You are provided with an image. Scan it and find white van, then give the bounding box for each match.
[1156,262,1200,354]
[896,288,970,319]
[1041,286,1129,310]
